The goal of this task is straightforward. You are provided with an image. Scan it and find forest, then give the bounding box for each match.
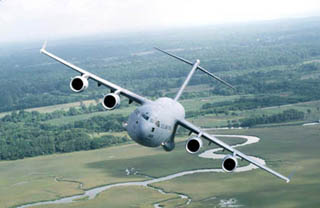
[239,109,305,127]
[1,17,320,112]
[0,108,129,160]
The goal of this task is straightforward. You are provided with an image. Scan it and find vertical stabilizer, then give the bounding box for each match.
[174,60,200,101]
[154,47,235,90]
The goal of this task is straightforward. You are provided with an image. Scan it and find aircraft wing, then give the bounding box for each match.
[177,118,291,183]
[40,42,150,105]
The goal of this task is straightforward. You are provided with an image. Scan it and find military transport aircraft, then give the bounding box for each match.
[40,42,290,183]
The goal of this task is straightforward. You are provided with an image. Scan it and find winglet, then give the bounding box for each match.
[40,41,47,53]
[287,170,296,183]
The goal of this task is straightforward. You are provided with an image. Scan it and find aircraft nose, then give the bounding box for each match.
[139,120,152,136]
[136,120,147,138]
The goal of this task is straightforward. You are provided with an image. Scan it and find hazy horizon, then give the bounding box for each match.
[1,0,320,44]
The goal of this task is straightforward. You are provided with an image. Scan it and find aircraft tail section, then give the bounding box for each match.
[154,47,234,101]
[174,59,200,101]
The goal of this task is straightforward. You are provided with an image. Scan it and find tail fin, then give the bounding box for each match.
[154,47,235,90]
[174,59,200,101]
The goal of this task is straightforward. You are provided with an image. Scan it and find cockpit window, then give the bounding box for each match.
[155,120,160,127]
[142,114,149,121]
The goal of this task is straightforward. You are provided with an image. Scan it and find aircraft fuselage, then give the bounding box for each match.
[126,97,185,150]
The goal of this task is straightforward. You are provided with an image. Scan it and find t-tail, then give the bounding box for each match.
[154,47,235,101]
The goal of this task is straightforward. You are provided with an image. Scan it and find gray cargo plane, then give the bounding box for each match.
[40,42,291,183]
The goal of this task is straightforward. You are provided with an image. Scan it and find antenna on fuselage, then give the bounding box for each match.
[154,47,235,101]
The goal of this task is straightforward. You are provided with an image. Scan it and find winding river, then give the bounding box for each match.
[17,135,263,208]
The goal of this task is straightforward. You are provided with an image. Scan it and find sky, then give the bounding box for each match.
[0,0,319,43]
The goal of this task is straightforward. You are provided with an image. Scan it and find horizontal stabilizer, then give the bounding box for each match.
[154,47,235,90]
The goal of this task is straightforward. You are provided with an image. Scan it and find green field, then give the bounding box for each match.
[0,99,99,119]
[190,99,320,128]
[155,126,320,208]
[4,94,240,127]
[0,125,319,208]
[3,93,316,129]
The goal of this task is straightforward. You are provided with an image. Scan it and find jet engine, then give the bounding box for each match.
[102,93,121,110]
[185,137,203,154]
[70,75,89,93]
[222,154,238,172]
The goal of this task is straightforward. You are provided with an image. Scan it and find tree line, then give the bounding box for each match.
[201,95,311,112]
[0,109,129,160]
[239,109,305,127]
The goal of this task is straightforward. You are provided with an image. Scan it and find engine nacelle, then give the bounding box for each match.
[185,137,203,154]
[222,155,238,172]
[102,93,121,110]
[70,75,89,93]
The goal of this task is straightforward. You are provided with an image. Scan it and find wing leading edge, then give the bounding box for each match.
[40,42,150,105]
[177,118,290,183]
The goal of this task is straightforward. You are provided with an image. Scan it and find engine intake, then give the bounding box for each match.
[102,93,121,110]
[70,75,89,93]
[222,155,238,172]
[186,137,203,154]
